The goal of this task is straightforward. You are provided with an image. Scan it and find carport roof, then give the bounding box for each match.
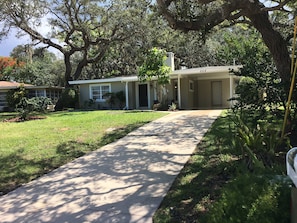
[170,65,242,79]
[68,65,242,85]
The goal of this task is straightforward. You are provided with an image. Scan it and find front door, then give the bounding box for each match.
[139,84,148,107]
[212,81,222,106]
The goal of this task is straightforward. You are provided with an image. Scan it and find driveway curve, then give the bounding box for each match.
[0,110,222,223]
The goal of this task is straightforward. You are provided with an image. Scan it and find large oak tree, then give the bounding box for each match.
[156,0,296,84]
[0,0,149,86]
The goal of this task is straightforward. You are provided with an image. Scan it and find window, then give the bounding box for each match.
[28,90,45,98]
[0,92,7,107]
[90,84,111,102]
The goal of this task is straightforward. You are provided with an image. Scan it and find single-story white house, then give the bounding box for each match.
[69,53,242,110]
[0,81,63,111]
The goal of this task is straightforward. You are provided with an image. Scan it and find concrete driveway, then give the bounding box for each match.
[0,110,222,223]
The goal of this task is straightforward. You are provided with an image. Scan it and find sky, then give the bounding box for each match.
[0,15,56,57]
[0,32,31,57]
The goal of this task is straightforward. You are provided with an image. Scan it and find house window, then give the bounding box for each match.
[0,92,7,107]
[36,90,46,97]
[90,84,111,102]
[189,80,194,92]
[28,90,46,98]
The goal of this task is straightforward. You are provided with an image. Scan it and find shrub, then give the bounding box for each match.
[55,88,78,111]
[83,99,95,110]
[104,92,117,109]
[16,97,52,120]
[224,111,289,171]
[206,174,290,223]
[6,84,28,109]
[104,91,126,109]
[236,76,260,106]
[168,102,177,111]
[115,91,126,109]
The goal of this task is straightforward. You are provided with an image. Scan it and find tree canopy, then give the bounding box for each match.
[138,47,171,85]
[0,0,151,86]
[156,0,296,83]
[0,56,25,80]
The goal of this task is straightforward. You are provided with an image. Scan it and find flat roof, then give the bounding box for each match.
[68,65,242,85]
[69,76,139,85]
[0,81,64,90]
[171,65,241,77]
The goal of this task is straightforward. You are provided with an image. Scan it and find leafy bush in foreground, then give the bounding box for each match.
[206,173,290,223]
[16,97,52,120]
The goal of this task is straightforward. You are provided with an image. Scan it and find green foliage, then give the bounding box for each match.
[115,91,126,109]
[217,26,286,111]
[9,46,65,86]
[104,92,117,109]
[6,84,28,109]
[2,0,159,83]
[138,47,171,85]
[16,97,52,120]
[206,174,290,223]
[236,77,260,105]
[168,102,177,111]
[55,88,78,111]
[103,91,126,109]
[83,99,96,110]
[232,114,285,170]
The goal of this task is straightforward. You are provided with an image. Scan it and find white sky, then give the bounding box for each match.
[0,15,59,57]
[0,31,31,57]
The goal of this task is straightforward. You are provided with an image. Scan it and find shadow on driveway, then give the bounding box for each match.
[0,110,221,223]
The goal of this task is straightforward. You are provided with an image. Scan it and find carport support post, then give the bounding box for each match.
[178,74,182,109]
[148,82,151,109]
[229,74,233,108]
[125,82,129,110]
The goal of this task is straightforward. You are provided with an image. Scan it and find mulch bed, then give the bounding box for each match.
[3,116,46,123]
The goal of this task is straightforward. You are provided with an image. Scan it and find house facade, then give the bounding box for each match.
[0,81,63,111]
[69,64,242,110]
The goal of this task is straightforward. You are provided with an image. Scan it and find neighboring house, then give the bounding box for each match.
[0,81,63,111]
[69,54,242,110]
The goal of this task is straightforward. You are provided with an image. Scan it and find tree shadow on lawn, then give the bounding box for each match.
[0,122,149,195]
[0,112,217,223]
[153,140,240,223]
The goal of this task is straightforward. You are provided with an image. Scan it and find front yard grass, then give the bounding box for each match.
[0,110,166,194]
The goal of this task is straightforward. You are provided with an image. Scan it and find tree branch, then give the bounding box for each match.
[262,0,291,12]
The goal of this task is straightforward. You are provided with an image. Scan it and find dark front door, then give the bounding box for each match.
[139,84,148,107]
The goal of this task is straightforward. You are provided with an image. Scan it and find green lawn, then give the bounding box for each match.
[0,110,166,194]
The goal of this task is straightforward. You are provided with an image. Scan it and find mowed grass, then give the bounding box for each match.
[0,110,167,194]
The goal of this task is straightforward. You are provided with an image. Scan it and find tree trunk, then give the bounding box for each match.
[73,59,87,81]
[64,54,72,87]
[247,11,291,84]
